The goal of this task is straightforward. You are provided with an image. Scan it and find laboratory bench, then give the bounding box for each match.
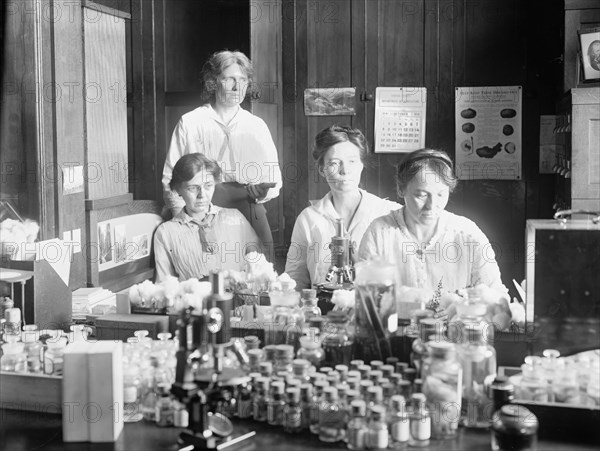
[0,408,596,451]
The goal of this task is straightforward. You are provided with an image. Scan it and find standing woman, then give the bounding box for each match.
[358,148,507,293]
[162,50,282,249]
[285,125,400,290]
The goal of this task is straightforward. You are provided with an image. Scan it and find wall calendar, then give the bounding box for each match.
[374,87,427,153]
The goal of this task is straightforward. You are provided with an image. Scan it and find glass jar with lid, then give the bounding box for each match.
[297,336,325,368]
[322,310,353,367]
[411,317,444,377]
[300,289,321,324]
[266,287,300,346]
[44,336,68,376]
[22,325,42,373]
[421,341,462,439]
[459,322,497,428]
[517,363,549,402]
[1,342,27,372]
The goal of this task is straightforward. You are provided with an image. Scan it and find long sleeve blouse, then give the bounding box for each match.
[162,104,282,211]
[285,189,400,289]
[357,207,507,293]
[153,206,261,282]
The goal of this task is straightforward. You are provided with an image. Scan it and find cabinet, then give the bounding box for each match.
[554,87,600,212]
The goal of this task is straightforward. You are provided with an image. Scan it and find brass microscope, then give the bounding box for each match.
[171,272,254,450]
[316,218,355,314]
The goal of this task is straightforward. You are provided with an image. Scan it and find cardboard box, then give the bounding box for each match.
[94,313,169,341]
[0,371,62,413]
[87,341,123,443]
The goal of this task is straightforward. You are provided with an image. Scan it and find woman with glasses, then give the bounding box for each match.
[154,153,261,282]
[162,50,281,251]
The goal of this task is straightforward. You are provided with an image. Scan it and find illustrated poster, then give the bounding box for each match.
[455,86,522,180]
[374,87,427,153]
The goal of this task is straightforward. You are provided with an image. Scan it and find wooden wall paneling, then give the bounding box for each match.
[83,9,129,200]
[250,0,284,246]
[281,0,302,244]
[52,0,87,289]
[305,0,353,203]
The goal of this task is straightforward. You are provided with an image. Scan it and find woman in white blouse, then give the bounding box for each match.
[285,125,400,289]
[154,153,261,282]
[358,148,507,294]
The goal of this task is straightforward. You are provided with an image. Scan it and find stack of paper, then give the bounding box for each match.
[72,287,116,316]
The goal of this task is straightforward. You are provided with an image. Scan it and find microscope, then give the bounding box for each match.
[316,218,355,314]
[171,272,253,450]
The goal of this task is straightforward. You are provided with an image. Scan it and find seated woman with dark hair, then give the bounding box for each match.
[285,125,400,289]
[154,153,261,282]
[358,148,507,293]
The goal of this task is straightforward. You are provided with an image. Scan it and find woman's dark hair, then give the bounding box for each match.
[170,153,222,191]
[200,50,255,104]
[312,125,370,169]
[395,148,458,196]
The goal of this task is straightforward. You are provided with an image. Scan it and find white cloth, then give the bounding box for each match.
[153,206,261,282]
[285,189,401,289]
[162,104,282,210]
[357,207,507,293]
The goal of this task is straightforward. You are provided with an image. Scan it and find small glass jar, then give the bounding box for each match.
[346,399,368,450]
[366,405,389,450]
[491,404,538,451]
[319,386,345,442]
[123,366,143,422]
[411,318,442,377]
[155,383,174,427]
[22,325,42,374]
[388,394,410,447]
[409,393,431,447]
[252,377,270,422]
[267,381,286,426]
[274,344,294,374]
[0,342,27,372]
[459,322,497,428]
[284,387,303,433]
[301,289,322,324]
[244,335,261,350]
[421,341,462,439]
[322,310,354,367]
[297,336,325,368]
[44,337,67,376]
[518,364,549,402]
[247,348,264,373]
[292,358,311,384]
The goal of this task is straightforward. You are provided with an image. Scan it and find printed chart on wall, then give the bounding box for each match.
[455,86,522,180]
[374,87,427,153]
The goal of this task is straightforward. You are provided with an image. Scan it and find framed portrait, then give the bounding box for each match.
[578,27,600,82]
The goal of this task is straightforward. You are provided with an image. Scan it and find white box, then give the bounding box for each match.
[62,341,92,442]
[87,341,124,443]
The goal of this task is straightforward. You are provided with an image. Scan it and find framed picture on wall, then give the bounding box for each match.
[578,27,600,82]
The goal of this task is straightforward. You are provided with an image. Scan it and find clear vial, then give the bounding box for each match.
[284,387,303,433]
[44,337,67,376]
[252,377,270,422]
[155,383,174,427]
[408,393,430,447]
[267,381,286,426]
[310,380,328,434]
[366,405,389,450]
[389,395,410,448]
[300,383,313,430]
[319,386,345,442]
[123,366,143,422]
[346,399,368,450]
[22,326,42,373]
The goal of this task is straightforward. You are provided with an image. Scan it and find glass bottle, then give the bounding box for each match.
[300,383,313,430]
[44,336,67,376]
[252,377,270,422]
[140,359,157,422]
[301,289,322,324]
[310,380,328,434]
[284,387,303,433]
[274,344,294,374]
[346,399,368,450]
[319,386,345,442]
[335,364,349,381]
[366,385,384,412]
[421,341,462,439]
[408,393,430,448]
[366,405,389,450]
[322,310,354,367]
[410,318,442,377]
[552,363,580,404]
[292,358,311,384]
[0,342,27,372]
[267,285,300,346]
[447,287,487,344]
[459,322,497,428]
[155,383,174,427]
[237,377,253,419]
[491,404,539,451]
[259,360,273,378]
[248,348,264,373]
[517,363,549,402]
[388,394,409,448]
[267,380,286,426]
[297,336,325,368]
[489,376,515,414]
[123,366,143,422]
[244,335,261,350]
[173,400,189,428]
[22,325,42,373]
